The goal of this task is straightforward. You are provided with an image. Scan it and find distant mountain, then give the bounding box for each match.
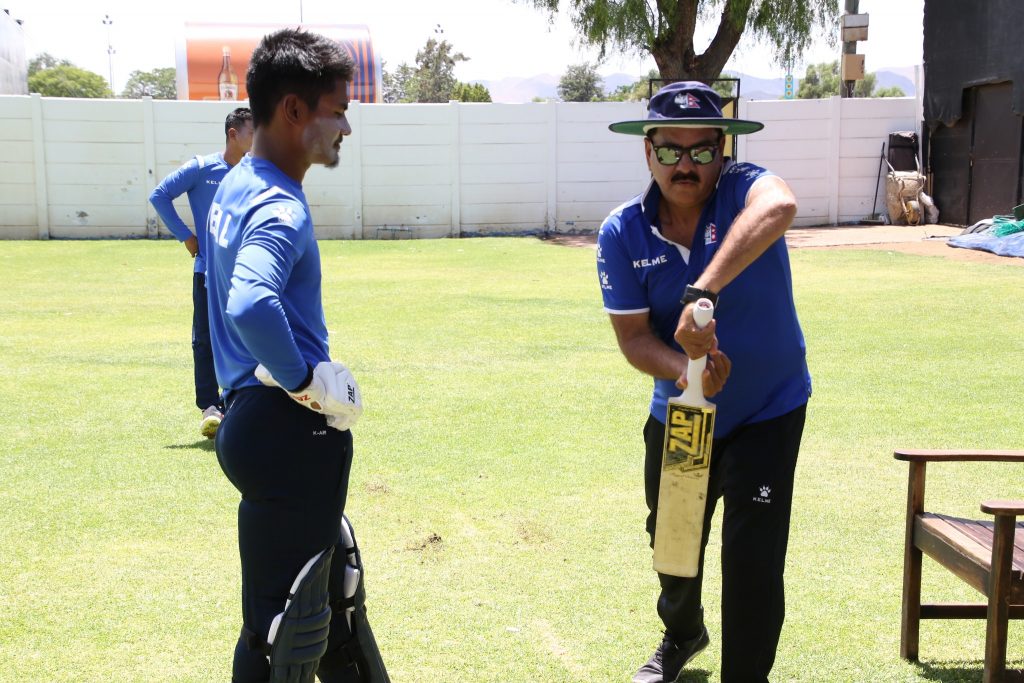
[602,72,639,94]
[730,74,785,99]
[873,67,917,96]
[473,68,918,103]
[473,72,644,102]
[472,74,559,103]
[726,69,916,100]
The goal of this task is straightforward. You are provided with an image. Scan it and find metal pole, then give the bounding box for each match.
[841,0,858,98]
[102,14,114,94]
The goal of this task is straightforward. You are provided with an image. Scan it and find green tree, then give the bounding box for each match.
[382,61,416,103]
[524,0,838,83]
[853,72,877,98]
[408,32,468,103]
[874,85,906,98]
[795,60,838,98]
[28,52,72,78]
[711,72,739,98]
[607,70,736,102]
[452,82,492,102]
[558,62,604,102]
[28,65,111,98]
[385,58,487,104]
[797,61,906,99]
[607,68,660,101]
[121,67,176,99]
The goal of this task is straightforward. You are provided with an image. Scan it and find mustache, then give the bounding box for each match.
[671,171,700,183]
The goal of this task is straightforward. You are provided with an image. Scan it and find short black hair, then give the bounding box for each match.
[246,28,355,128]
[224,107,252,137]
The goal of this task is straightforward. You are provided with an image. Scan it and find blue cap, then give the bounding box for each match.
[609,81,763,136]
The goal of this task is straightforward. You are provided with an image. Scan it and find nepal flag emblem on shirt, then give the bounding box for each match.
[704,223,718,245]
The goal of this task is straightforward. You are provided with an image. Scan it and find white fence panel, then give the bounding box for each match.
[555,101,648,231]
[457,102,551,234]
[0,96,36,237]
[360,103,454,237]
[0,95,921,239]
[836,97,917,223]
[41,97,148,238]
[747,96,918,226]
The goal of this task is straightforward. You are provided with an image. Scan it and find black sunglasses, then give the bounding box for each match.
[651,143,719,166]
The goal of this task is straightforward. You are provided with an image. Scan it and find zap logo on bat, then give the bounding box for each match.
[663,403,715,472]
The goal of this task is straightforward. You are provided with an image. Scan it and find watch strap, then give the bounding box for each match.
[681,284,718,308]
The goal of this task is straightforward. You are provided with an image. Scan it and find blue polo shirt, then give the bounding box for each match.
[149,153,232,274]
[597,160,811,436]
[205,155,330,393]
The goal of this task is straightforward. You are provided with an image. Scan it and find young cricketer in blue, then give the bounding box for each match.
[205,29,389,683]
[149,108,253,438]
[602,82,810,683]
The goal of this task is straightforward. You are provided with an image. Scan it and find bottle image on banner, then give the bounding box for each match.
[218,46,238,100]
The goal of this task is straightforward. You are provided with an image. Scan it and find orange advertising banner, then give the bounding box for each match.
[176,23,380,102]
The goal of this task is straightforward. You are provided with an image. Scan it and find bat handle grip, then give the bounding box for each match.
[681,298,714,402]
[691,297,714,329]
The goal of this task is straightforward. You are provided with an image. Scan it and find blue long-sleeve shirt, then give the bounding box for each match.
[205,155,330,393]
[149,153,232,274]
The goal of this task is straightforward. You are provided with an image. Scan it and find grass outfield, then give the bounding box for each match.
[0,238,1021,682]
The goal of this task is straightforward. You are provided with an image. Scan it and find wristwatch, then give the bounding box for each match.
[681,284,718,308]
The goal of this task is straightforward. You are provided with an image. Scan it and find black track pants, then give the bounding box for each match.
[216,386,353,683]
[643,404,806,683]
[191,272,221,411]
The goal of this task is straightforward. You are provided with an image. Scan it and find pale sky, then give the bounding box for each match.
[8,0,923,91]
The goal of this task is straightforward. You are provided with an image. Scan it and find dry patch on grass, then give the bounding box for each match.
[537,225,1024,266]
[406,532,443,553]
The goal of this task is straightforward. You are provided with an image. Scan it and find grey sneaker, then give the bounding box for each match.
[200,406,223,439]
[632,626,710,683]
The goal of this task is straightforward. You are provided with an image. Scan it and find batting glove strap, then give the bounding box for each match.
[287,364,315,394]
[254,361,363,431]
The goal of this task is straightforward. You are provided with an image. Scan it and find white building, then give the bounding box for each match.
[0,9,27,95]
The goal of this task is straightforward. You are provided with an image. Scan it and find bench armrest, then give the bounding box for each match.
[980,500,1024,515]
[894,449,1024,463]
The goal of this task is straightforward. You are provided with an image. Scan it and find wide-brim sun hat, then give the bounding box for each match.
[609,80,764,136]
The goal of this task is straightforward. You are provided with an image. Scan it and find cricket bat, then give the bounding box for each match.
[653,297,715,578]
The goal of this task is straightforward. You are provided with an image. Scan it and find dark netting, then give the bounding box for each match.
[924,0,1024,126]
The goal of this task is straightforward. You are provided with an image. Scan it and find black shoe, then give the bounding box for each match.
[632,627,710,683]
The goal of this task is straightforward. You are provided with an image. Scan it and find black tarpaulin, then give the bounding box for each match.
[924,0,1024,126]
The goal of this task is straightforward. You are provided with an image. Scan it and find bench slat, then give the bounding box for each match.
[916,513,1024,602]
[894,450,1024,462]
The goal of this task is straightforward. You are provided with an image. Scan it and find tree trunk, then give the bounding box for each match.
[653,0,749,84]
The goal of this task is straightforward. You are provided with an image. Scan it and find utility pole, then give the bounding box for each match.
[102,14,115,95]
[840,0,858,98]
[839,0,872,99]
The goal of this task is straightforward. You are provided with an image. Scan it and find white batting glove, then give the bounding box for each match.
[325,410,359,433]
[254,361,363,431]
[316,362,362,431]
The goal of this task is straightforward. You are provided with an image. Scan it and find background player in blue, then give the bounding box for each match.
[600,82,811,683]
[149,108,253,439]
[205,29,389,683]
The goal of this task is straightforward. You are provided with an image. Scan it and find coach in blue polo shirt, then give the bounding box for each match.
[599,81,811,683]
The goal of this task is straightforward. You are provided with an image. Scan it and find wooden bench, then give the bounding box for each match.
[896,449,1024,681]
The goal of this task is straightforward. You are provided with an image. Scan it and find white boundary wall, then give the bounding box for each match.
[0,94,917,239]
[739,96,919,225]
